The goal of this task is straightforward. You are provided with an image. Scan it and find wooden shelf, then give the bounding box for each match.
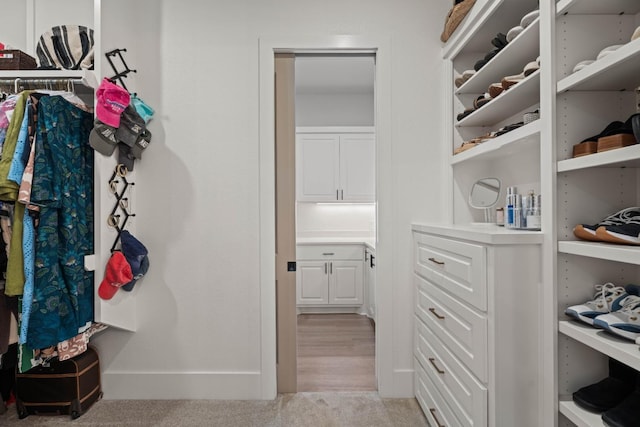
[558,241,640,265]
[451,119,540,165]
[557,40,640,93]
[559,321,640,371]
[558,144,640,172]
[456,18,539,96]
[456,70,540,128]
[557,0,640,16]
[559,399,605,427]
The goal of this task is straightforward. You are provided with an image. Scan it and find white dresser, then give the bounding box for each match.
[412,224,542,427]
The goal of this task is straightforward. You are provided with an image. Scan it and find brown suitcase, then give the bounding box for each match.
[15,346,102,419]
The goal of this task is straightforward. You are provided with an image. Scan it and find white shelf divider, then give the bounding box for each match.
[557,40,640,93]
[456,17,540,95]
[557,0,640,16]
[559,320,640,371]
[558,241,640,265]
[456,70,540,127]
[451,119,540,165]
[558,144,640,172]
[559,399,605,427]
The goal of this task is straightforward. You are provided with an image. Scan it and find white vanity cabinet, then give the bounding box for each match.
[296,127,375,202]
[412,225,542,427]
[296,244,364,308]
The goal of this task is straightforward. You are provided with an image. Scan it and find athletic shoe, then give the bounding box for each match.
[594,295,640,341]
[596,220,640,246]
[565,283,628,325]
[573,207,640,242]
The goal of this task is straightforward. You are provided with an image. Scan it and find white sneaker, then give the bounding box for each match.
[594,295,640,341]
[565,283,628,325]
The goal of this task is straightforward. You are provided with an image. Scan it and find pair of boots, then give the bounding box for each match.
[573,358,640,427]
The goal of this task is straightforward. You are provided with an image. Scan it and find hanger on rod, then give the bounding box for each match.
[0,77,86,94]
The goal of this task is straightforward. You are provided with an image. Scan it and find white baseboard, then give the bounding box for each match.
[101,371,266,400]
[379,368,415,398]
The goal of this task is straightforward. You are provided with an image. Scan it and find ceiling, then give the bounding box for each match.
[295,55,375,94]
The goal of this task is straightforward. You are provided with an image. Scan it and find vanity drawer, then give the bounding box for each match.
[414,232,487,311]
[415,316,487,427]
[415,274,487,382]
[415,356,463,427]
[297,245,363,261]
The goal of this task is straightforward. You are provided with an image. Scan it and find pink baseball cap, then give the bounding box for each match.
[96,78,130,128]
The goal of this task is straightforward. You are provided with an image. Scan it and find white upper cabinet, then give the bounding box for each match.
[296,128,375,203]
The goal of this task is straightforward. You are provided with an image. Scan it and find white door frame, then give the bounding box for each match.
[258,36,393,399]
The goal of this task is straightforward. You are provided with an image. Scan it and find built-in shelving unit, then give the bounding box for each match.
[451,119,540,165]
[456,70,540,128]
[558,400,605,427]
[455,17,540,96]
[554,0,640,426]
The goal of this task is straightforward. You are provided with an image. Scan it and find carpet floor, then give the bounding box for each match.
[2,392,427,426]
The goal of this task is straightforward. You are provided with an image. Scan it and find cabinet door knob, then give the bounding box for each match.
[429,408,445,427]
[428,308,445,320]
[428,257,445,266]
[428,358,446,374]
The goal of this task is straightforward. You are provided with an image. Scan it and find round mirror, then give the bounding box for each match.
[469,178,501,223]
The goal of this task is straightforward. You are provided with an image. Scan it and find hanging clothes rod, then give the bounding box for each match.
[0,71,98,93]
[0,77,83,93]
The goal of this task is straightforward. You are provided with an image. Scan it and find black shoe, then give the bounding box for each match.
[602,389,640,427]
[572,358,637,412]
[624,113,640,143]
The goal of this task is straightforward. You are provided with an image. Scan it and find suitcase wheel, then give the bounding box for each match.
[16,398,28,419]
[70,398,82,419]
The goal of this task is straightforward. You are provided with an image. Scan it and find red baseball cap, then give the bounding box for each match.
[98,251,133,300]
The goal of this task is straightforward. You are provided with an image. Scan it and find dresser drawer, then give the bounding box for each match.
[415,357,463,427]
[297,245,363,260]
[415,317,487,427]
[415,274,488,382]
[414,232,486,311]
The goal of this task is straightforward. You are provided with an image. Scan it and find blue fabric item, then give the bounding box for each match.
[131,95,154,123]
[26,95,94,349]
[18,210,35,344]
[8,100,31,185]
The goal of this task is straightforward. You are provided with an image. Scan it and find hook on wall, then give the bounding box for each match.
[108,164,136,252]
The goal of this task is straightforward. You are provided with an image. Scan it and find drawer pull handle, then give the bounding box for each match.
[428,308,445,320]
[428,257,445,266]
[429,408,445,427]
[428,358,445,374]
[322,252,335,256]
[325,263,328,274]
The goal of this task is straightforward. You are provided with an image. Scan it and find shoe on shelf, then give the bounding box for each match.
[565,283,629,326]
[602,389,640,427]
[573,59,594,73]
[523,56,540,76]
[506,25,523,42]
[573,207,640,242]
[596,44,624,61]
[580,121,633,144]
[520,10,539,28]
[573,358,638,413]
[594,294,640,341]
[596,221,640,246]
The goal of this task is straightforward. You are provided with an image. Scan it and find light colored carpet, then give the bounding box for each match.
[2,392,427,426]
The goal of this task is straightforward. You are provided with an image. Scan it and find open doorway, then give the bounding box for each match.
[278,53,377,392]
